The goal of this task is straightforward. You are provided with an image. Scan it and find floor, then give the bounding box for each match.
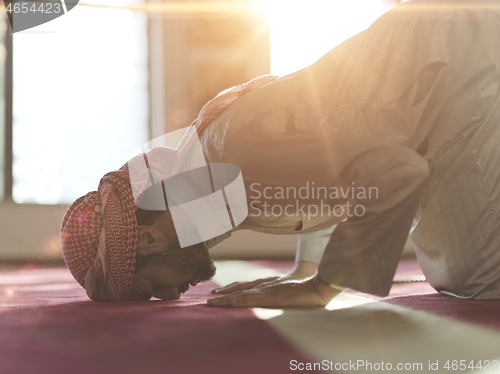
[1,259,500,374]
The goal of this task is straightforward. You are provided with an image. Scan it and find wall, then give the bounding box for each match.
[161,5,271,132]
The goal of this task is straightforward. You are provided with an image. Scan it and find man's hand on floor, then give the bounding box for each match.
[211,276,282,294]
[207,276,341,308]
[211,261,319,295]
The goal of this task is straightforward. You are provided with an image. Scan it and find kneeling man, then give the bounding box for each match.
[61,0,500,306]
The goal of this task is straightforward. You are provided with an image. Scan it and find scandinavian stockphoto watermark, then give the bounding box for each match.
[4,0,79,33]
[127,127,248,249]
[249,182,378,221]
[126,128,378,248]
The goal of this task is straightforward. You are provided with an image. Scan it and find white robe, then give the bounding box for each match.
[201,0,500,299]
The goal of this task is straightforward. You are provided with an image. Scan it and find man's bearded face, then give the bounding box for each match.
[129,242,216,301]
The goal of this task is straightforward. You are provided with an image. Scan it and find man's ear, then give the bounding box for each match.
[137,225,166,256]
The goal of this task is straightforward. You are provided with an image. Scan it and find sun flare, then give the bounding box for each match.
[258,0,397,77]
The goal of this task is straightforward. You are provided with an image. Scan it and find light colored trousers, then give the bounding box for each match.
[312,136,431,297]
[305,125,500,299]
[411,103,500,300]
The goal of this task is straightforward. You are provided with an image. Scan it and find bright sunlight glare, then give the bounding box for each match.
[259,0,398,77]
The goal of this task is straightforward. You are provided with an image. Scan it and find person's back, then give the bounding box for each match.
[202,0,500,300]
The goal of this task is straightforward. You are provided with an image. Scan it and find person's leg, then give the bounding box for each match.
[411,118,500,299]
[317,138,429,296]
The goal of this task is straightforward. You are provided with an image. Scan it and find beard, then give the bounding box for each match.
[136,243,216,283]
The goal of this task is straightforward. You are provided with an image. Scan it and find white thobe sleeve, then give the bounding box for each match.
[294,225,336,264]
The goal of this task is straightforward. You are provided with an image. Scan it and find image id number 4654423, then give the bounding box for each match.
[5,2,64,14]
[443,360,499,371]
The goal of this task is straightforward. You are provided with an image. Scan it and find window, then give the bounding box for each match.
[9,0,149,204]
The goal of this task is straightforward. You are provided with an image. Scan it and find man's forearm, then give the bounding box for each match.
[290,260,318,278]
[295,225,336,264]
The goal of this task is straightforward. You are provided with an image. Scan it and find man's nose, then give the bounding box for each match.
[190,279,201,286]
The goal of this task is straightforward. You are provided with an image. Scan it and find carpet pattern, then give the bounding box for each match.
[1,260,499,374]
